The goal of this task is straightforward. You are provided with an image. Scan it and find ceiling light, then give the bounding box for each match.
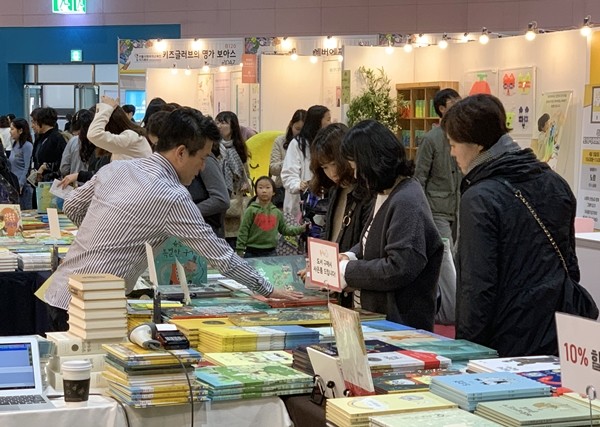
[438,34,448,49]
[581,15,593,37]
[525,21,538,41]
[479,28,490,44]
[310,55,318,64]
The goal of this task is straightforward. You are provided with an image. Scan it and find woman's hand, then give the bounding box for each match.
[59,173,78,189]
[269,289,304,300]
[297,268,307,281]
[299,180,309,192]
[101,95,120,109]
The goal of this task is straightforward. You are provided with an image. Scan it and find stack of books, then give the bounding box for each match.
[161,302,267,321]
[45,331,113,391]
[369,408,502,426]
[392,339,498,362]
[67,274,127,340]
[475,396,600,426]
[202,350,294,367]
[0,250,17,271]
[102,342,206,407]
[18,251,51,271]
[168,318,236,350]
[325,392,457,427]
[127,299,183,331]
[467,355,561,373]
[430,372,553,411]
[194,363,313,401]
[157,283,232,300]
[373,369,463,394]
[362,329,451,346]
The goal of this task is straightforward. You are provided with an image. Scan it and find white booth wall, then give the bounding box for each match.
[342,30,589,190]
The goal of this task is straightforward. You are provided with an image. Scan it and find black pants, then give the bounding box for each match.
[47,304,69,332]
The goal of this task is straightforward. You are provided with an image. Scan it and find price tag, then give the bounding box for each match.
[556,312,600,395]
[307,237,341,292]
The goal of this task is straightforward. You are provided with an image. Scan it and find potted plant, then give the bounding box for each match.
[346,66,408,133]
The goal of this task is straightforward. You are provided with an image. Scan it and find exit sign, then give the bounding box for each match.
[71,50,83,62]
[52,0,86,14]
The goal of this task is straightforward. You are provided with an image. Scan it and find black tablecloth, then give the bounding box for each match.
[0,271,50,336]
[281,395,327,427]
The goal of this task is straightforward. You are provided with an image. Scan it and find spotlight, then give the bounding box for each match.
[461,32,470,43]
[525,21,538,41]
[310,55,318,64]
[404,42,413,53]
[479,28,490,45]
[184,67,191,76]
[219,65,227,72]
[581,15,593,37]
[438,34,449,49]
[170,64,178,75]
[281,37,292,51]
[192,38,201,50]
[290,52,298,61]
[385,45,394,55]
[202,64,210,72]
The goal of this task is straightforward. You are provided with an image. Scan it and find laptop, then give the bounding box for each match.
[0,336,55,411]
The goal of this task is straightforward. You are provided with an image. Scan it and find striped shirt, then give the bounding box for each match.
[45,153,274,310]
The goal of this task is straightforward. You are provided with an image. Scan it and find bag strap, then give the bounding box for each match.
[495,178,569,274]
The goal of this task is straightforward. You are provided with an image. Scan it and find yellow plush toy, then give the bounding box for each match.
[245,131,284,183]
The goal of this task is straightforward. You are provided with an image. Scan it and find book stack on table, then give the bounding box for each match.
[0,250,17,271]
[67,273,128,341]
[325,392,457,427]
[474,396,600,426]
[194,363,314,402]
[202,350,294,367]
[429,372,552,412]
[102,342,207,407]
[369,408,502,426]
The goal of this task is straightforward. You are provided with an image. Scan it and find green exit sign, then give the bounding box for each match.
[52,0,86,14]
[71,49,83,62]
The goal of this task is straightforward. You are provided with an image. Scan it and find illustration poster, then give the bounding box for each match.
[197,73,214,117]
[463,69,498,97]
[497,67,535,143]
[329,304,375,396]
[577,85,600,228]
[531,91,572,170]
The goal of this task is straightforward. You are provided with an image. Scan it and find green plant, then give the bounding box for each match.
[346,66,407,133]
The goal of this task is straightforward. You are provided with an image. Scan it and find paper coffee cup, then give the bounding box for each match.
[62,360,92,407]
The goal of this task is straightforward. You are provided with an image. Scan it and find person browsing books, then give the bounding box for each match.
[236,176,308,258]
[44,108,304,331]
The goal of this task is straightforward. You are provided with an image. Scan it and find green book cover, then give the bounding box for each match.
[154,237,208,285]
[371,408,502,426]
[194,364,313,389]
[396,339,498,361]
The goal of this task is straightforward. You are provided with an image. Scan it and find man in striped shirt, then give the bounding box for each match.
[45,108,303,331]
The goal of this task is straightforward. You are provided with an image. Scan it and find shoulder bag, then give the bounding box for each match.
[498,179,599,320]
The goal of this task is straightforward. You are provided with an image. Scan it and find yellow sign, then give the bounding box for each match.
[582,149,600,165]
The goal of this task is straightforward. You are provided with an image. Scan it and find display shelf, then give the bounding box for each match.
[396,81,459,159]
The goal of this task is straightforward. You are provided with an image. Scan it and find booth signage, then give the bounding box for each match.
[70,49,83,62]
[119,39,243,72]
[52,0,86,14]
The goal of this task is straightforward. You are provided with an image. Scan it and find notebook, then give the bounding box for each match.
[0,336,54,411]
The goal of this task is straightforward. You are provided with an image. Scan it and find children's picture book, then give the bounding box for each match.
[194,364,313,389]
[467,355,560,373]
[203,351,293,367]
[370,408,502,427]
[157,283,232,300]
[154,237,208,285]
[373,369,462,394]
[0,204,22,237]
[395,339,498,361]
[228,310,331,326]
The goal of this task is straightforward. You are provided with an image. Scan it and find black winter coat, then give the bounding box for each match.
[455,146,579,357]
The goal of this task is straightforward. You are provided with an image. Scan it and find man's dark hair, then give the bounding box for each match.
[433,88,460,118]
[31,107,57,127]
[146,110,171,141]
[156,108,220,155]
[341,120,414,196]
[441,94,510,151]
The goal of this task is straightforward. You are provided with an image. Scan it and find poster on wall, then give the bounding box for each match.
[531,91,572,170]
[577,85,600,227]
[497,67,535,143]
[197,73,214,117]
[214,73,231,114]
[463,69,498,97]
[249,84,260,131]
[232,71,251,128]
[322,59,342,122]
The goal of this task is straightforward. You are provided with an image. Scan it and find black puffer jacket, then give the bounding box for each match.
[455,144,579,357]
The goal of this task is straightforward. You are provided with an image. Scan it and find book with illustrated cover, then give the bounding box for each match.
[370,408,502,427]
[188,296,269,308]
[431,372,552,400]
[363,329,450,345]
[373,369,463,394]
[518,370,567,394]
[361,320,414,331]
[467,355,561,373]
[68,273,125,291]
[203,351,293,367]
[162,304,267,320]
[102,342,201,362]
[157,283,232,300]
[229,310,332,326]
[396,339,498,361]
[325,392,456,419]
[154,236,208,285]
[475,396,600,425]
[194,364,313,389]
[0,204,23,237]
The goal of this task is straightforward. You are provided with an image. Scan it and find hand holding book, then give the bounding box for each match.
[269,289,304,301]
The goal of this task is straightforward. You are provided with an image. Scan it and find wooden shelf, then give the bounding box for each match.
[396,81,459,160]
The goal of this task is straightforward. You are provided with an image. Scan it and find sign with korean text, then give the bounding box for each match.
[241,54,257,84]
[118,38,243,73]
[307,237,341,292]
[556,312,600,395]
[52,0,86,14]
[578,85,600,228]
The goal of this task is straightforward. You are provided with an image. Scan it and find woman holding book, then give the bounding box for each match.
[338,120,443,331]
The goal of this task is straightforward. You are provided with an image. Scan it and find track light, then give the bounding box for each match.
[525,21,538,41]
[310,55,318,64]
[461,32,470,43]
[479,27,490,44]
[581,15,593,37]
[404,35,413,53]
[281,37,292,50]
[202,64,210,72]
[170,64,178,75]
[192,38,201,50]
[438,33,449,49]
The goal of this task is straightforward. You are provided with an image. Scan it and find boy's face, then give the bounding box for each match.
[256,180,274,202]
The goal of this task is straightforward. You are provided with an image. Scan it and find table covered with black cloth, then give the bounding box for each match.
[0,271,50,336]
[281,394,327,427]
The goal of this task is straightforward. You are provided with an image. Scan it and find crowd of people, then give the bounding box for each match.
[0,92,590,357]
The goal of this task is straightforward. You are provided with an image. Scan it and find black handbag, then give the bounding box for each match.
[498,179,599,320]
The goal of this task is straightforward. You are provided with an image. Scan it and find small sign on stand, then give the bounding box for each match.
[307,237,341,292]
[556,312,600,422]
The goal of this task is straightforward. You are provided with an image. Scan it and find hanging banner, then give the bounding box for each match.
[532,91,572,170]
[118,38,243,73]
[242,54,258,84]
